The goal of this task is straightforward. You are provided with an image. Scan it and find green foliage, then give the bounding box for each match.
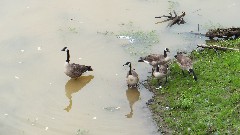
[148,38,240,134]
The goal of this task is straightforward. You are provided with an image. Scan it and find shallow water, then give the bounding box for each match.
[1,0,240,134]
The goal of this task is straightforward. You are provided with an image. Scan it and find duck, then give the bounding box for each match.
[61,47,93,79]
[174,52,197,81]
[138,48,171,69]
[123,62,139,88]
[152,64,169,88]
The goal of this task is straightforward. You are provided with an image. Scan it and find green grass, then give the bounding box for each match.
[147,38,240,134]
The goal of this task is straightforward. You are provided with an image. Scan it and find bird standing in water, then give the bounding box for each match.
[61,47,93,79]
[123,62,139,88]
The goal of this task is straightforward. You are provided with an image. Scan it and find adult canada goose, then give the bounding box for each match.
[174,52,197,81]
[152,64,169,88]
[61,47,93,79]
[123,62,139,88]
[138,48,170,68]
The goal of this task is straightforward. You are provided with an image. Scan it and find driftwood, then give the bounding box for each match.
[155,11,186,27]
[205,27,240,39]
[197,44,239,51]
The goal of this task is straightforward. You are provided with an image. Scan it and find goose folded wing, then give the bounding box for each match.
[71,63,89,74]
[131,70,139,77]
[179,57,192,67]
[145,54,162,61]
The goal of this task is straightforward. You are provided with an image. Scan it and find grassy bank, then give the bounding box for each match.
[146,38,240,134]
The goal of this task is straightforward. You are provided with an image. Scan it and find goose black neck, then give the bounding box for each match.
[164,50,167,57]
[66,50,70,63]
[128,63,132,75]
[156,65,160,71]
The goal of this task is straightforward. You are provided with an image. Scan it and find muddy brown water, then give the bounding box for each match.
[1,0,239,134]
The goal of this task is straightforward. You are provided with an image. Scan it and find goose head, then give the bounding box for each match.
[123,62,132,75]
[61,47,70,63]
[174,52,183,58]
[123,62,131,66]
[164,48,170,57]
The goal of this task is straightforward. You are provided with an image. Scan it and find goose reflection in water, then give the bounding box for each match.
[125,87,140,118]
[64,75,94,112]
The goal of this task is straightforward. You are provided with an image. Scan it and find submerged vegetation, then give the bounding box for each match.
[117,22,160,57]
[97,22,160,57]
[146,38,240,134]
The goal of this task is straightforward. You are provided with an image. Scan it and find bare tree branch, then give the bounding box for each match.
[197,44,239,51]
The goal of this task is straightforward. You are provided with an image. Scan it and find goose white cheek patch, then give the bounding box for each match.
[143,60,150,64]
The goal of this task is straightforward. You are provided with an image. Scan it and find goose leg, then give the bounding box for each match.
[188,70,191,76]
[164,76,168,85]
[152,68,154,76]
[214,49,220,57]
[182,70,186,76]
[158,79,163,88]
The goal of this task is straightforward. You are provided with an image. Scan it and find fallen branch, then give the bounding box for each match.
[197,44,239,51]
[155,11,186,27]
[205,27,240,39]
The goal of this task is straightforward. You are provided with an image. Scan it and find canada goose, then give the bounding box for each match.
[61,47,93,79]
[174,52,197,81]
[123,62,139,88]
[152,64,169,88]
[138,48,170,68]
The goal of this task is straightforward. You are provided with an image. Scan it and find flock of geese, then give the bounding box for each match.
[61,46,197,88]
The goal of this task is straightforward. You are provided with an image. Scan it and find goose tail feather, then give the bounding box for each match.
[138,57,144,62]
[86,66,93,71]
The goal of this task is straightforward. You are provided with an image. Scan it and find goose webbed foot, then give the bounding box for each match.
[156,85,162,90]
[155,80,163,89]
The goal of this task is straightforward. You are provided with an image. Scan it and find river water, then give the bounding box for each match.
[1,0,239,135]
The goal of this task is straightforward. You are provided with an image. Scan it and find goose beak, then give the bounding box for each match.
[124,62,131,66]
[61,47,67,51]
[165,48,170,53]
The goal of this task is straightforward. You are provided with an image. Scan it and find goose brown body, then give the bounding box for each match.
[152,64,169,88]
[138,48,170,68]
[174,53,193,71]
[124,62,139,88]
[126,70,139,87]
[153,64,169,80]
[65,62,92,79]
[174,52,197,81]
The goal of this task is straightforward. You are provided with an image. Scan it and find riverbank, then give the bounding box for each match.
[145,38,240,134]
